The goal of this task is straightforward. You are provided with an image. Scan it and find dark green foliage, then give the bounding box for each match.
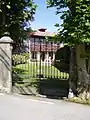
[54,46,70,73]
[12,67,26,85]
[47,0,90,44]
[0,0,37,42]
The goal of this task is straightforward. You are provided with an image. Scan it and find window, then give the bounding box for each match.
[32,52,37,59]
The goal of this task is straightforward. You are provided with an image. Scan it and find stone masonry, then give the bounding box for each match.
[0,36,13,93]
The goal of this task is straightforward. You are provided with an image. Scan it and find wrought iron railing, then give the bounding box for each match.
[12,38,69,86]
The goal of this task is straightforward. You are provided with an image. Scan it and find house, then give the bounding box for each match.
[28,28,64,63]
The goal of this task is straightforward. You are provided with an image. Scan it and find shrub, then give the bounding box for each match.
[12,52,29,65]
[22,52,29,60]
[12,67,25,85]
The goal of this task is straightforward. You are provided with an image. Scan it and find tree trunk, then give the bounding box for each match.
[88,57,90,76]
[76,44,90,100]
[69,47,77,96]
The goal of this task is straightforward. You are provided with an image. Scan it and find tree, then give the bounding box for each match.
[47,0,90,43]
[47,0,90,99]
[0,0,37,42]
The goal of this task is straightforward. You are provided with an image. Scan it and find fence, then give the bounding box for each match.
[12,38,69,97]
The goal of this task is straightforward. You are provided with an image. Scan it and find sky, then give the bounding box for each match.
[31,0,63,32]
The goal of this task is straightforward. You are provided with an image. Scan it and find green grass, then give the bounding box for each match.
[13,62,69,84]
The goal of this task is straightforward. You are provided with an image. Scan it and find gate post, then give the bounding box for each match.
[0,36,13,93]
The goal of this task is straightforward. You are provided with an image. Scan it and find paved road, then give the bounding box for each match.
[0,94,90,120]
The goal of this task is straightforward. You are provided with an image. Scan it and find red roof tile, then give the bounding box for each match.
[28,28,56,37]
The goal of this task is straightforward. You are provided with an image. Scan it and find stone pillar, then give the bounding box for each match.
[37,52,40,61]
[0,36,13,93]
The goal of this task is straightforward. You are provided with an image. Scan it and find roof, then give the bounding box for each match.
[28,28,56,37]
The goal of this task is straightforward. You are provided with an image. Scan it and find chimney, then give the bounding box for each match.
[38,28,47,32]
